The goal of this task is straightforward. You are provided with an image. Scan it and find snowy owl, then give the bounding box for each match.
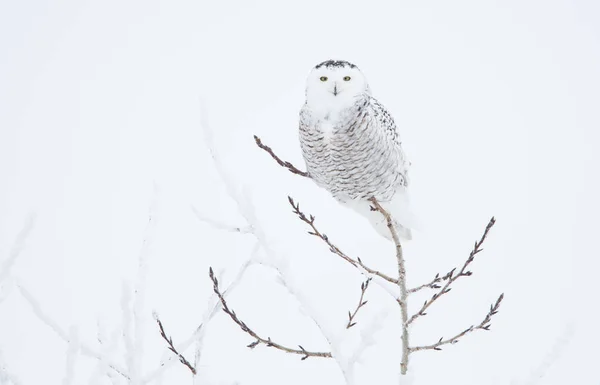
[299,60,416,241]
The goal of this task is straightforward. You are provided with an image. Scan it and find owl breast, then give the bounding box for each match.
[299,96,407,203]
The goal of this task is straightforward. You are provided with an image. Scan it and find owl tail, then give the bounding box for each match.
[343,190,418,242]
[371,217,413,241]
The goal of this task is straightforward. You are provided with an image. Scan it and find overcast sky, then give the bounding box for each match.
[1,1,599,384]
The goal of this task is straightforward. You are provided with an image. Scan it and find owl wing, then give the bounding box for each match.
[298,103,313,175]
[369,97,410,188]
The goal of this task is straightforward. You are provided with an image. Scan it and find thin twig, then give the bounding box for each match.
[408,272,447,294]
[288,196,398,285]
[253,135,309,177]
[407,217,497,326]
[209,267,331,360]
[410,293,504,352]
[142,257,254,384]
[0,213,36,285]
[191,205,253,234]
[368,198,410,375]
[154,315,197,375]
[346,278,372,329]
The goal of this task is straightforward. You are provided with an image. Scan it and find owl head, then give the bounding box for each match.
[305,60,370,112]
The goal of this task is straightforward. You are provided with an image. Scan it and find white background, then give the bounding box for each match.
[1,0,599,384]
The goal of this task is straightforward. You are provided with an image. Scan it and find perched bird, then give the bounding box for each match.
[298,60,416,241]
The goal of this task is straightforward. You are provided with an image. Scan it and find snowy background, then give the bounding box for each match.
[1,0,599,384]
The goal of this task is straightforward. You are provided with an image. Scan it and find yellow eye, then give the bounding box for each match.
[343,76,351,81]
[320,76,328,81]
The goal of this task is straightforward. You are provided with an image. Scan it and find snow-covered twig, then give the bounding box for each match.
[209,267,332,360]
[253,135,309,177]
[121,284,137,383]
[410,294,504,352]
[16,282,129,379]
[0,349,22,385]
[407,217,497,325]
[514,323,575,385]
[129,185,159,384]
[153,314,197,374]
[346,278,371,329]
[0,214,36,301]
[368,198,410,375]
[62,326,79,385]
[191,206,252,234]
[89,320,122,385]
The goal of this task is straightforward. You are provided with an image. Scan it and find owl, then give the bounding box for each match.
[299,60,416,241]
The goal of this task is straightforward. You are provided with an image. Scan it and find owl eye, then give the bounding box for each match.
[343,76,351,81]
[320,76,328,82]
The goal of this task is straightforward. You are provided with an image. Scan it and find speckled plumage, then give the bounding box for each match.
[299,60,415,240]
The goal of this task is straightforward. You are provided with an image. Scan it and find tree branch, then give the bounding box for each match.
[368,198,410,375]
[253,135,309,178]
[408,272,446,294]
[407,217,496,325]
[346,278,371,329]
[209,267,331,360]
[154,315,197,375]
[288,196,398,286]
[410,293,504,353]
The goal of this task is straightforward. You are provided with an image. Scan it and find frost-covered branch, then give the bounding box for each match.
[410,293,504,352]
[254,135,309,177]
[210,267,332,360]
[347,278,371,329]
[514,323,575,385]
[0,214,36,302]
[130,186,158,384]
[16,283,130,380]
[0,349,22,385]
[191,206,253,234]
[407,217,497,325]
[154,315,197,374]
[90,320,122,385]
[62,326,79,385]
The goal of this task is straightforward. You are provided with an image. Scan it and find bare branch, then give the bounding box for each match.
[346,278,372,329]
[209,267,331,360]
[153,315,197,375]
[410,293,504,353]
[368,198,410,375]
[408,272,446,294]
[254,135,309,177]
[288,196,398,286]
[407,217,497,325]
[142,257,255,384]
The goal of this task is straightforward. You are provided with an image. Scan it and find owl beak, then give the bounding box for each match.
[333,84,338,96]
